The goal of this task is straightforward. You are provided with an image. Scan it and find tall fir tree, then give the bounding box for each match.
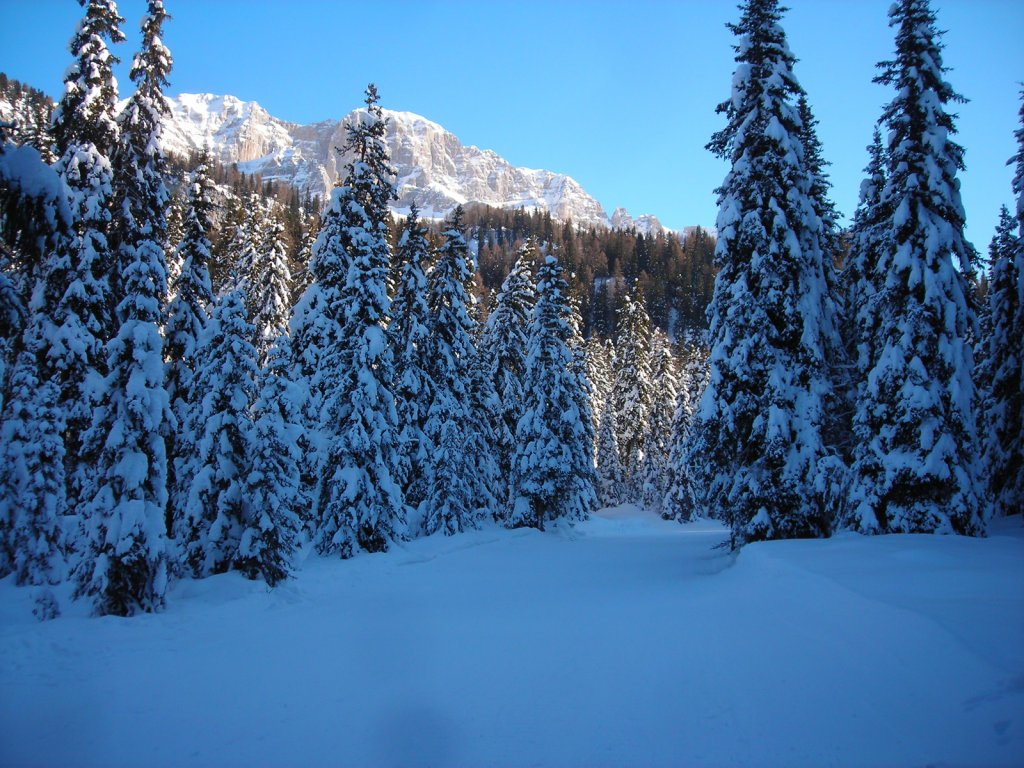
[845,127,889,399]
[422,206,498,535]
[47,0,126,505]
[979,206,1022,518]
[388,205,434,512]
[663,343,709,522]
[74,0,173,616]
[315,85,406,557]
[508,255,598,529]
[164,149,215,533]
[641,330,679,514]
[250,216,292,363]
[584,336,613,436]
[230,193,266,299]
[0,352,64,585]
[688,0,841,547]
[175,289,259,577]
[477,240,536,493]
[846,0,985,536]
[610,288,653,498]
[595,401,625,508]
[288,204,346,523]
[0,128,72,583]
[236,338,302,586]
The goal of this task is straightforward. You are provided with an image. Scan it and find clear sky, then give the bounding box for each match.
[1,0,1021,251]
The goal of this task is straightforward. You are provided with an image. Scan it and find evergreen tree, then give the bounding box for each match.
[565,292,598,500]
[388,206,433,511]
[477,240,536,489]
[0,351,64,585]
[0,129,72,582]
[663,343,709,522]
[610,289,653,497]
[48,0,126,508]
[595,401,625,507]
[230,193,266,299]
[422,206,497,535]
[796,95,841,264]
[236,338,302,586]
[51,0,125,337]
[315,85,406,557]
[847,0,985,535]
[74,0,173,616]
[845,128,889,395]
[175,289,258,577]
[584,336,613,433]
[980,205,1021,518]
[288,179,356,531]
[164,150,215,533]
[0,130,71,301]
[250,216,292,363]
[689,0,841,547]
[508,255,598,529]
[641,330,679,514]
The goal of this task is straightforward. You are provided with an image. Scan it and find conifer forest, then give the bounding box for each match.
[0,1,1022,765]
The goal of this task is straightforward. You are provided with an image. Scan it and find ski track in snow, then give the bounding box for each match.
[0,507,1022,768]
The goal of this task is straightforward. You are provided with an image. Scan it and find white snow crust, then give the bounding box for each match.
[0,507,1021,767]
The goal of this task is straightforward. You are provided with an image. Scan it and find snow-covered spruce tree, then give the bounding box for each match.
[175,288,258,577]
[846,0,985,536]
[641,330,679,514]
[845,128,889,387]
[288,207,346,522]
[566,292,598,491]
[250,216,292,364]
[595,401,625,507]
[315,85,406,558]
[796,95,841,268]
[289,205,319,305]
[0,351,64,585]
[980,88,1024,520]
[163,184,187,283]
[388,205,434,512]
[229,193,266,298]
[610,288,653,498]
[0,127,73,580]
[47,0,126,501]
[980,205,1022,518]
[689,0,841,547]
[584,335,613,431]
[508,255,598,529]
[796,95,850,460]
[236,338,302,586]
[74,0,173,616]
[422,206,498,535]
[0,129,72,305]
[164,150,215,530]
[477,240,536,489]
[663,342,708,522]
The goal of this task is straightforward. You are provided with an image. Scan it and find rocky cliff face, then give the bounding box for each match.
[160,94,620,229]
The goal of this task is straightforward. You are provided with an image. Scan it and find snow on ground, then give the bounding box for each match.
[1,506,1022,768]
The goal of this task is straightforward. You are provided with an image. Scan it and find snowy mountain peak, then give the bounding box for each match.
[611,206,669,237]
[159,93,623,229]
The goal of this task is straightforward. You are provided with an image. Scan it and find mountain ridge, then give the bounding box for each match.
[159,92,690,236]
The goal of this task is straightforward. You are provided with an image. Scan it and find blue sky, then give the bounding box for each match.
[1,0,1021,249]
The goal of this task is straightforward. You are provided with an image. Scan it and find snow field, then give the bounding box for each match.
[1,506,1022,767]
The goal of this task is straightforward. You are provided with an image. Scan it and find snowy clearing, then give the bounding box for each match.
[1,506,1022,768]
